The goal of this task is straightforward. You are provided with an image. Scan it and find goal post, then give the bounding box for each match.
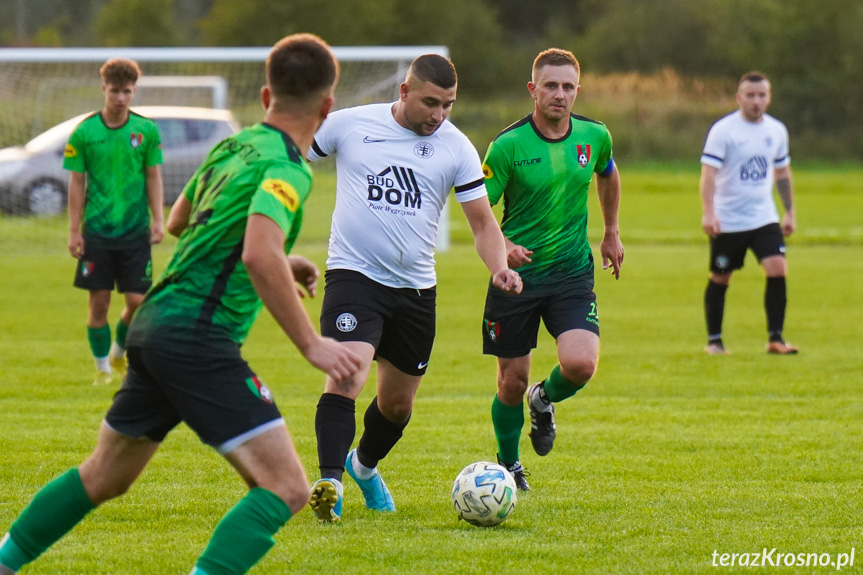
[0,45,454,251]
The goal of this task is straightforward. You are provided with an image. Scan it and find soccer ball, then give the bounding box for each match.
[451,462,517,527]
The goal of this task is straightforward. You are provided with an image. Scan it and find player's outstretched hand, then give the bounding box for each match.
[506,244,533,268]
[288,255,320,298]
[150,221,164,245]
[68,231,84,259]
[600,231,624,280]
[493,269,523,295]
[303,336,362,382]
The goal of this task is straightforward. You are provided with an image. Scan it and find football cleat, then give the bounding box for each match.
[345,449,395,512]
[309,478,342,523]
[767,341,798,355]
[704,342,730,355]
[92,371,114,387]
[497,455,531,492]
[109,351,127,378]
[528,382,556,456]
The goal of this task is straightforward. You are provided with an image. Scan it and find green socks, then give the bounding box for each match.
[194,488,292,575]
[491,395,524,464]
[543,365,586,403]
[115,319,130,351]
[87,324,111,359]
[0,469,95,572]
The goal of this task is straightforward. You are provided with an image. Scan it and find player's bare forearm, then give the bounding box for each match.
[67,172,86,258]
[597,167,624,278]
[700,164,721,237]
[145,166,165,243]
[167,194,192,237]
[244,214,360,380]
[462,197,509,276]
[775,165,794,214]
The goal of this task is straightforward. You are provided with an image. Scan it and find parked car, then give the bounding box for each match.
[0,106,240,216]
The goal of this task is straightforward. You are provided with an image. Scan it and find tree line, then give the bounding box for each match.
[2,0,861,159]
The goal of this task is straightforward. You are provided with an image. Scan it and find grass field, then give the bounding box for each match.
[1,166,861,574]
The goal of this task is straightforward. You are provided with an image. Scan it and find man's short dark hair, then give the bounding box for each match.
[738,71,769,86]
[100,59,141,86]
[533,48,580,77]
[408,54,457,89]
[267,33,339,102]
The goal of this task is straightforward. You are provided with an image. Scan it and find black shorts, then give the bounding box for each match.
[105,344,283,454]
[482,276,599,358]
[74,237,152,293]
[320,269,436,376]
[710,223,786,273]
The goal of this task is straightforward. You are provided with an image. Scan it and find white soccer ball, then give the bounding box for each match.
[451,461,517,527]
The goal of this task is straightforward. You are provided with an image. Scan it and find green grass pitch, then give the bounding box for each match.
[1,166,861,573]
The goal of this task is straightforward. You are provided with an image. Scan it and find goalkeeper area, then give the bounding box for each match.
[0,46,447,250]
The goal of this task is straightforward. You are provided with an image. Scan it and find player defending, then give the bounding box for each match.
[481,48,624,490]
[701,72,798,355]
[0,34,360,575]
[65,58,165,386]
[306,54,522,522]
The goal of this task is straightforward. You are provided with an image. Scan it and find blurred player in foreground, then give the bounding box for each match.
[0,33,360,575]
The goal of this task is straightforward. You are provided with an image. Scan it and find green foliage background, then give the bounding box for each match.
[1,0,862,159]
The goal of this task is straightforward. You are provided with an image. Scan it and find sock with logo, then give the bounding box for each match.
[0,469,95,572]
[704,280,728,342]
[194,488,292,575]
[87,324,111,371]
[765,276,787,341]
[315,393,356,482]
[491,394,523,465]
[113,319,130,356]
[543,365,587,403]
[356,396,410,469]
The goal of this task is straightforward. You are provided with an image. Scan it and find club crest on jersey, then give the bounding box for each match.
[414,142,434,159]
[130,133,144,148]
[245,375,274,404]
[576,144,591,168]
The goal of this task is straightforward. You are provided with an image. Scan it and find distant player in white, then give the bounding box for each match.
[306,54,522,522]
[700,71,798,355]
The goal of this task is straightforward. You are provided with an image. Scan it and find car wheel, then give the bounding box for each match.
[27,179,66,216]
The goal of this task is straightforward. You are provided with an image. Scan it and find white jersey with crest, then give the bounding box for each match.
[308,102,487,289]
[701,111,790,233]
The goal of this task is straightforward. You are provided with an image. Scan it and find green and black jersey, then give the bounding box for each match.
[63,111,162,247]
[482,113,614,293]
[127,123,312,352]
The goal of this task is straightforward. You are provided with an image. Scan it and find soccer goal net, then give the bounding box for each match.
[0,45,450,252]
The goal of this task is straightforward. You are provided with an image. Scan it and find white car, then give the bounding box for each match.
[0,106,240,216]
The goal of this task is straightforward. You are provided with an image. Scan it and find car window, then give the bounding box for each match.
[155,119,222,149]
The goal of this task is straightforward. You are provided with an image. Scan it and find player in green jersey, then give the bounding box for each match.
[480,48,625,490]
[64,58,164,386]
[0,34,360,575]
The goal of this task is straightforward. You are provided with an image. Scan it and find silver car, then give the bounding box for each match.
[0,106,240,216]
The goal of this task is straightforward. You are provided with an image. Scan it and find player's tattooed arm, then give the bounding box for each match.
[774,165,796,236]
[776,176,793,213]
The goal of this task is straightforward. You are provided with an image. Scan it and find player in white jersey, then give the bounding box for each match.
[306,54,522,522]
[700,71,798,356]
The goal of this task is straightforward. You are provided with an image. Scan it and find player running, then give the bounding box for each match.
[480,48,624,490]
[307,54,522,522]
[0,34,359,575]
